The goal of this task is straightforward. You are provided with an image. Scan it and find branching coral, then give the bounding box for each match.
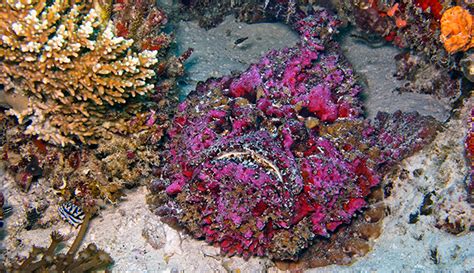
[148,9,440,262]
[0,0,159,145]
[0,0,186,209]
[7,209,113,272]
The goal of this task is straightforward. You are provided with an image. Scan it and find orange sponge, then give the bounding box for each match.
[440,6,474,54]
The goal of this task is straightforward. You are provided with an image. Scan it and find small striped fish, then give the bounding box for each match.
[0,206,12,228]
[58,201,85,227]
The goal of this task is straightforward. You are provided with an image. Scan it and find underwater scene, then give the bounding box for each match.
[0,0,473,272]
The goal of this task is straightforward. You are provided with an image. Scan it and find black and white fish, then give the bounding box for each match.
[58,201,85,227]
[0,206,12,228]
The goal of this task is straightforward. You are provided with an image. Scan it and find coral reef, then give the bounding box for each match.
[0,0,163,145]
[0,0,186,205]
[111,0,189,110]
[333,0,451,54]
[177,1,470,101]
[177,0,307,28]
[6,209,113,272]
[333,1,473,102]
[0,110,165,208]
[112,0,172,52]
[148,9,440,262]
[394,51,461,100]
[0,2,183,265]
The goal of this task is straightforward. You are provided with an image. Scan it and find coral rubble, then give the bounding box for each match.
[148,9,440,262]
[394,51,460,100]
[0,0,161,145]
[0,110,165,208]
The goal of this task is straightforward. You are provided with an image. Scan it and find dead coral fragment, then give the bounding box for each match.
[440,6,474,53]
[7,211,113,272]
[0,0,158,145]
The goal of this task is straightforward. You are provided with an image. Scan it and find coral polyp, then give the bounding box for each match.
[148,9,440,261]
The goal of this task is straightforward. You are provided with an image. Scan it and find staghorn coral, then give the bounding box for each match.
[0,0,183,209]
[440,6,474,54]
[6,209,113,272]
[0,0,159,145]
[148,9,440,262]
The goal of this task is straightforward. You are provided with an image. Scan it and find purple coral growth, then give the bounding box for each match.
[150,9,439,260]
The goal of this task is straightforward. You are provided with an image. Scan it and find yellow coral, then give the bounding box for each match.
[440,6,474,54]
[0,0,158,145]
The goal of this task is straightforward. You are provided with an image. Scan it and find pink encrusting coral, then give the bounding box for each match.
[149,9,440,261]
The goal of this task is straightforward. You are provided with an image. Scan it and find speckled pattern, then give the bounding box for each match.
[149,10,441,262]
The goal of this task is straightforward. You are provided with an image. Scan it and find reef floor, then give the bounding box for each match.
[1,15,472,272]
